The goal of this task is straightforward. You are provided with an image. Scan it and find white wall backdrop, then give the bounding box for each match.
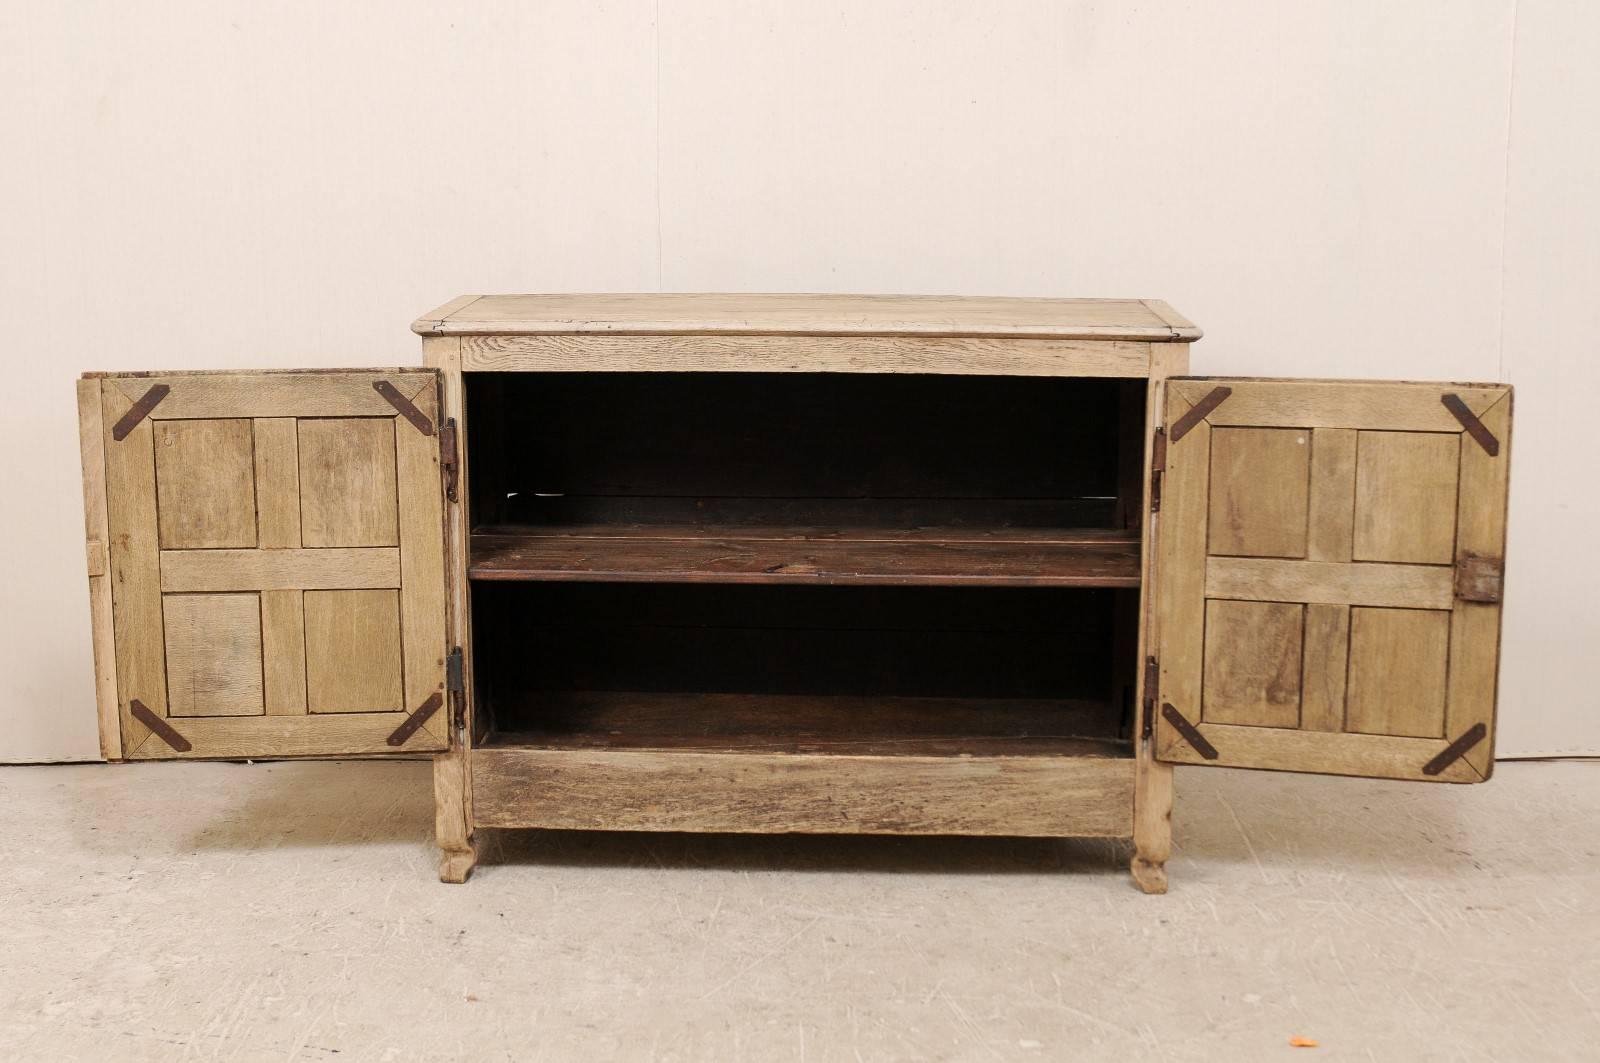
[2,1,1594,760]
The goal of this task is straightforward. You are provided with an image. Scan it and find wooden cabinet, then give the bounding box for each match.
[76,295,1512,892]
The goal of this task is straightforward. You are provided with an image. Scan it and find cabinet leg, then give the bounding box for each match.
[434,749,476,884]
[1132,753,1173,894]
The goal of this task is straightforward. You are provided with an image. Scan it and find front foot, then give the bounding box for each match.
[1131,855,1168,894]
[439,843,477,884]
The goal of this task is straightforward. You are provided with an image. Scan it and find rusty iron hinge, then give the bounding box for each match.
[439,418,459,502]
[1149,428,1167,512]
[446,647,466,732]
[1455,554,1504,603]
[386,692,442,747]
[1140,656,1159,739]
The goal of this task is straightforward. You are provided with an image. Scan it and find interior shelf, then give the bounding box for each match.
[469,524,1141,587]
[481,690,1130,758]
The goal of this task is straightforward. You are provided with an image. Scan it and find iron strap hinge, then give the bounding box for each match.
[1141,655,1159,739]
[439,418,460,502]
[1149,428,1167,513]
[446,647,466,731]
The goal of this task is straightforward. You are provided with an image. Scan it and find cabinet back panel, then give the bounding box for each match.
[467,373,1136,528]
[472,583,1133,736]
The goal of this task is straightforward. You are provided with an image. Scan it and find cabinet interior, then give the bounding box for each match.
[464,371,1148,758]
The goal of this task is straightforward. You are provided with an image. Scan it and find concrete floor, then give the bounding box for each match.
[1,761,1596,1062]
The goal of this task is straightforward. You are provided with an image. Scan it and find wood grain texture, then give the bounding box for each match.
[162,594,264,717]
[460,334,1156,377]
[1155,387,1210,771]
[1306,428,1356,562]
[1132,345,1187,894]
[1156,378,1510,784]
[77,379,121,759]
[1155,722,1480,782]
[424,337,475,878]
[1206,557,1454,609]
[1353,431,1460,563]
[304,590,403,713]
[414,293,1202,341]
[1447,392,1512,775]
[1171,379,1505,431]
[102,381,164,750]
[298,418,399,548]
[1299,604,1350,732]
[261,590,308,715]
[489,691,1125,757]
[395,379,449,745]
[1206,427,1310,558]
[114,371,434,419]
[1202,600,1303,728]
[1346,608,1450,738]
[93,369,449,761]
[469,528,1142,587]
[125,712,443,759]
[252,418,301,548]
[471,748,1135,836]
[153,419,257,549]
[160,548,400,592]
[434,750,476,883]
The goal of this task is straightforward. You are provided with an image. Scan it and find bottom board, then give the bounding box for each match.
[470,747,1135,837]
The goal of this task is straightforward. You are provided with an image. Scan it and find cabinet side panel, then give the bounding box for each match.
[77,379,121,760]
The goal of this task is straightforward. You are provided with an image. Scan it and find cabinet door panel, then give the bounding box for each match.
[1155,378,1511,782]
[90,370,448,759]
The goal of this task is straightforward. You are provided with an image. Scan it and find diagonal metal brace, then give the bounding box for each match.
[387,692,443,747]
[111,385,171,441]
[1422,722,1488,776]
[1160,703,1219,760]
[1168,386,1232,442]
[373,380,435,436]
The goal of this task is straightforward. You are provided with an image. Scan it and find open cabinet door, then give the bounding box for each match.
[1154,378,1511,782]
[79,370,450,759]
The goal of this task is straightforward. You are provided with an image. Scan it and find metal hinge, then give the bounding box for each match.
[1149,428,1167,513]
[446,647,465,731]
[1140,655,1159,739]
[440,418,459,502]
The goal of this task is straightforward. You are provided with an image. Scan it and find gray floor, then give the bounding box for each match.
[2,760,1596,1061]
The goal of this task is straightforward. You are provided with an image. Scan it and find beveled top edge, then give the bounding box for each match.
[411,293,1202,341]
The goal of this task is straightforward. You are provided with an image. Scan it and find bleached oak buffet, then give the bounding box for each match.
[77,295,1512,891]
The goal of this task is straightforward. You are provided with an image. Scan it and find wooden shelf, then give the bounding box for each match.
[469,524,1141,587]
[483,691,1130,758]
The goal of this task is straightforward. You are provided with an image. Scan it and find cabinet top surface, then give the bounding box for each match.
[412,293,1200,341]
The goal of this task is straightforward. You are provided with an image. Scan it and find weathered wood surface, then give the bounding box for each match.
[413,293,1201,341]
[1155,378,1511,782]
[76,379,121,759]
[1132,344,1188,894]
[88,370,448,759]
[487,691,1127,758]
[469,527,1142,587]
[460,334,1156,377]
[471,747,1135,836]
